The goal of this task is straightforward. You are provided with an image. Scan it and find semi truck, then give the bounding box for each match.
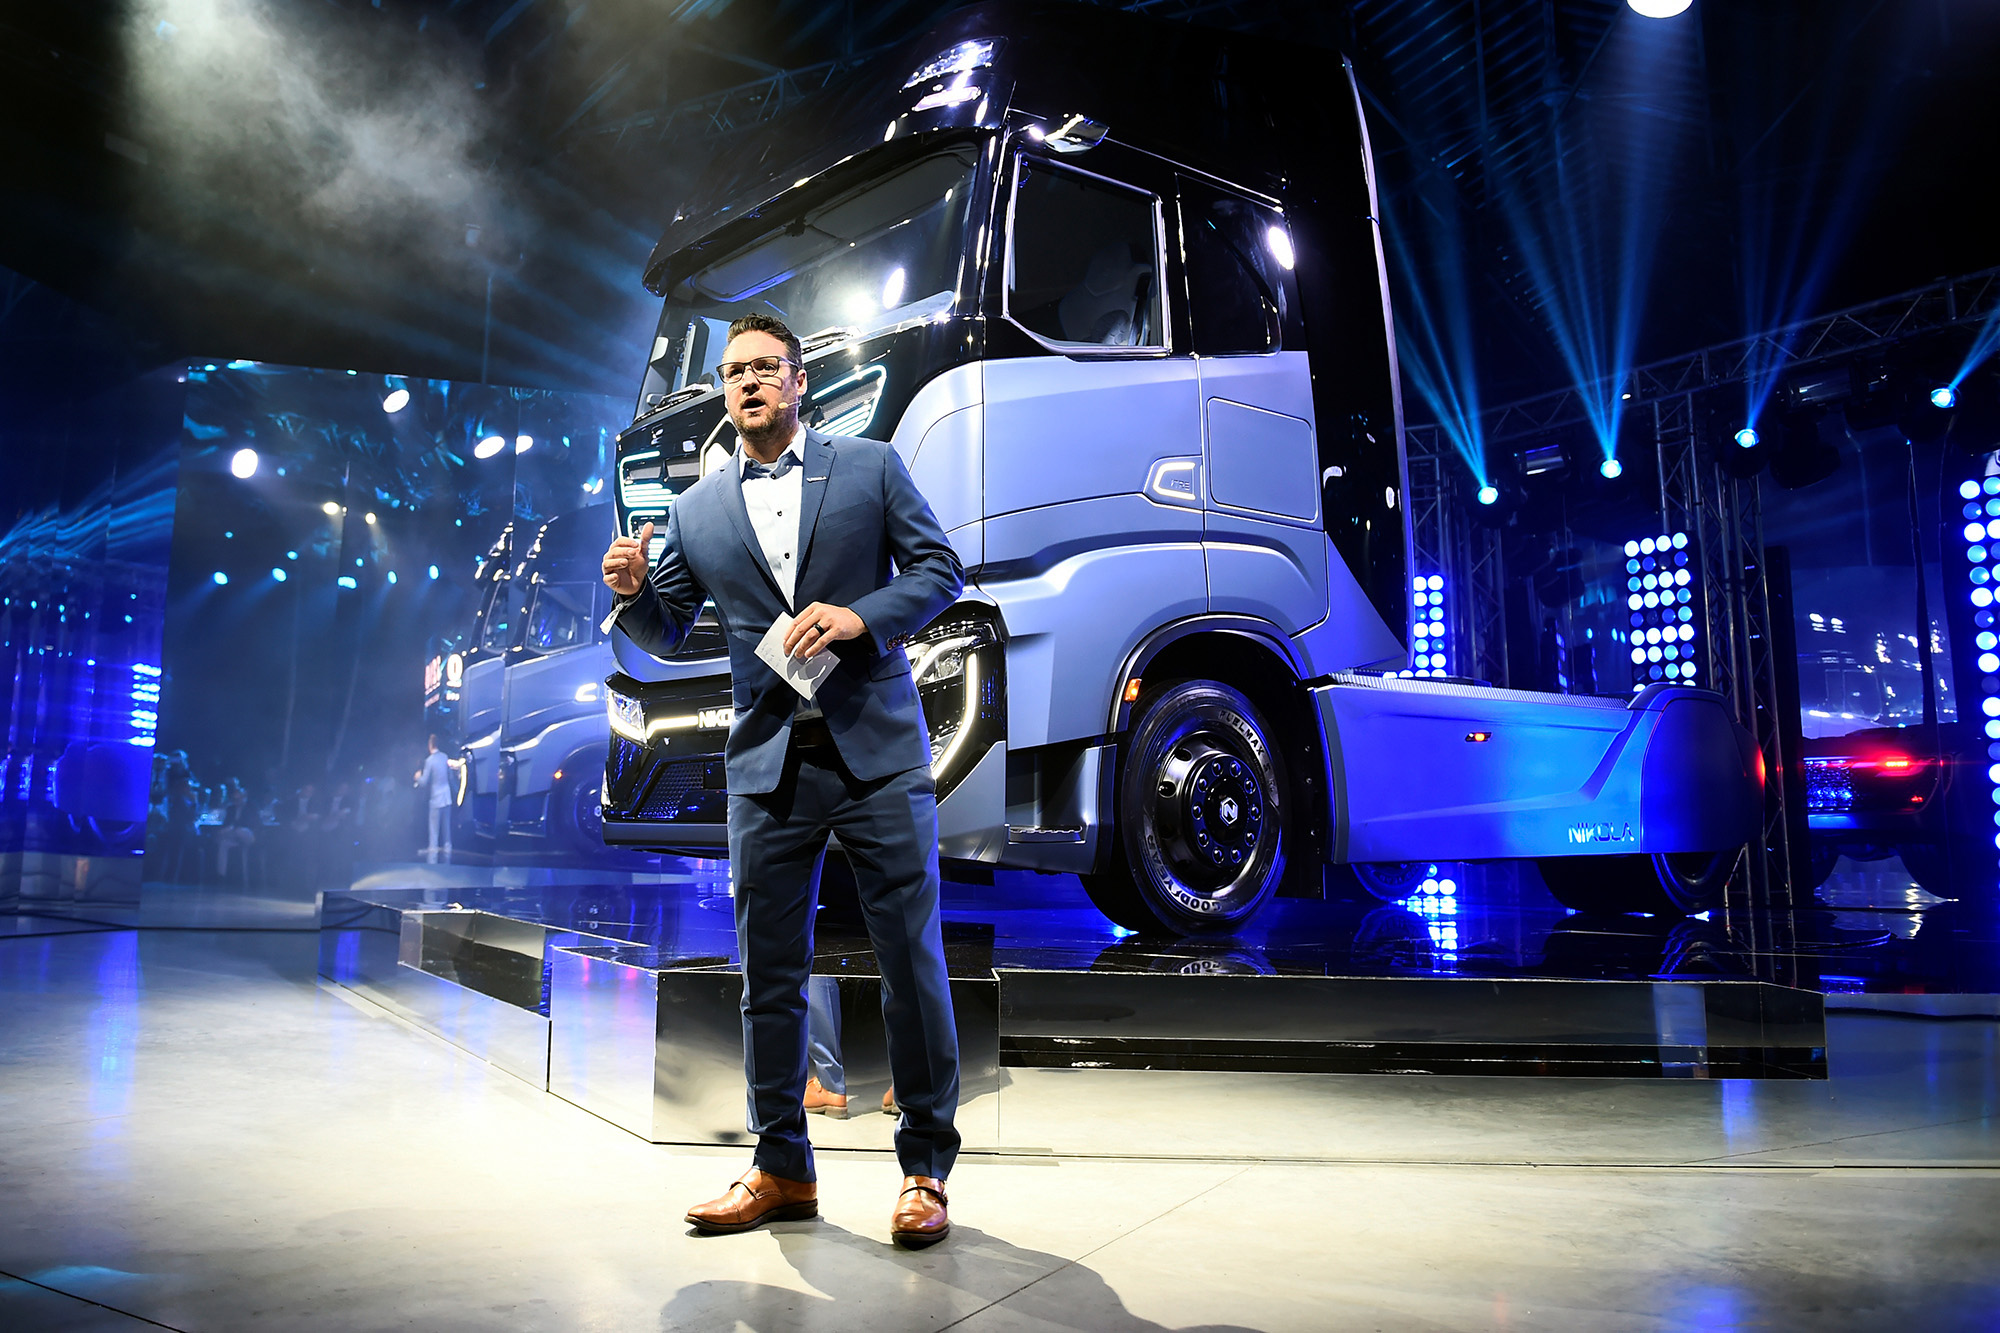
[597,2,1762,933]
[443,502,639,855]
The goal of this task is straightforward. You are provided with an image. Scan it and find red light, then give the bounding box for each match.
[1755,747,1767,788]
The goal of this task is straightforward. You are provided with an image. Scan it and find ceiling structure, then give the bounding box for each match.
[0,0,1992,417]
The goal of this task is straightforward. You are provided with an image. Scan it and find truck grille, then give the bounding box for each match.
[634,756,727,820]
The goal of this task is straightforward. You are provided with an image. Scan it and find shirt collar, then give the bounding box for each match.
[737,425,807,477]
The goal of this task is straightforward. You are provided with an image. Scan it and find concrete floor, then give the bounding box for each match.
[2,928,1997,1332]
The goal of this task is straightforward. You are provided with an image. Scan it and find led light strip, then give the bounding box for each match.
[1401,574,1448,678]
[1623,531,1698,691]
[1957,477,2000,858]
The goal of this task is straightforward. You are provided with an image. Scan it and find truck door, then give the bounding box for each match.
[982,143,1203,749]
[1178,178,1328,637]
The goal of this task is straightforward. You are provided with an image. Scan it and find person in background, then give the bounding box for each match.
[214,777,256,880]
[416,735,456,864]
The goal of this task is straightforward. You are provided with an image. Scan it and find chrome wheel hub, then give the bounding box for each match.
[1154,740,1264,887]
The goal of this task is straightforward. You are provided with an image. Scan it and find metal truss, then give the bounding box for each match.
[1407,424,1509,686]
[576,47,893,145]
[1484,266,2000,446]
[1649,396,1798,958]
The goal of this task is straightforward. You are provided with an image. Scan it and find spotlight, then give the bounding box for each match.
[474,435,507,459]
[211,571,228,586]
[337,575,357,590]
[1933,386,1958,410]
[1734,427,1759,449]
[271,568,287,583]
[229,447,259,479]
[382,388,410,413]
[515,435,534,453]
[427,564,440,581]
[1266,225,1296,271]
[1600,458,1623,480]
[880,266,907,309]
[364,512,377,525]
[1477,485,1500,506]
[321,501,343,516]
[1627,0,1692,14]
[387,571,398,585]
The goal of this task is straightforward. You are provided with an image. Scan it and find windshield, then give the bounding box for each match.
[637,147,978,414]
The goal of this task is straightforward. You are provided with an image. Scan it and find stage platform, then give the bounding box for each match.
[318,860,1840,1157]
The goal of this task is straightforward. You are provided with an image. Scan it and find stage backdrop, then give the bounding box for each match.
[0,271,180,919]
[148,361,633,904]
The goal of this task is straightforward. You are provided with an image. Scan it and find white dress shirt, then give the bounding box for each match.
[738,426,807,607]
[739,426,821,720]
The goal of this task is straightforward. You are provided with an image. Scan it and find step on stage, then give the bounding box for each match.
[318,862,1827,1160]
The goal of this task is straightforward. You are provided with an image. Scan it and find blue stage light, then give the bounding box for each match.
[428,564,440,580]
[1931,386,1957,410]
[1600,458,1623,479]
[1964,480,1983,500]
[387,571,399,585]
[211,571,228,586]
[474,435,507,459]
[271,568,287,583]
[1476,485,1499,506]
[1734,427,1759,449]
[382,387,410,413]
[230,447,259,479]
[337,575,357,590]
[1628,0,1693,15]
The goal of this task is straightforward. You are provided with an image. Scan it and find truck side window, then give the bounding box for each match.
[1007,158,1164,350]
[1179,179,1303,355]
[525,583,602,653]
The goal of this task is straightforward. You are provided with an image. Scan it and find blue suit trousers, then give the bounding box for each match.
[729,742,961,1182]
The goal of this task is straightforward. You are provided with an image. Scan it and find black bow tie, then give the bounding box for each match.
[741,452,800,482]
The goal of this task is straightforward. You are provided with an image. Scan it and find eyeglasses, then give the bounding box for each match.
[716,356,800,385]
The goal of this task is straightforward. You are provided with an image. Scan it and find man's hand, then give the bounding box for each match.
[602,521,655,597]
[783,602,866,660]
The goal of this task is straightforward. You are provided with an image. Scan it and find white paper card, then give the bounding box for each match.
[756,613,837,700]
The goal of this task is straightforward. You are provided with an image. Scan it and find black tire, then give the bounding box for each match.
[1536,848,1737,917]
[1351,861,1434,904]
[1079,680,1287,935]
[549,764,607,857]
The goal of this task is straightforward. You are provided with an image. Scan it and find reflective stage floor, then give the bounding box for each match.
[303,853,2000,1161]
[4,927,1998,1332]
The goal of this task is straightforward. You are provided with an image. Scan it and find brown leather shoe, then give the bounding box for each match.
[685,1169,818,1234]
[890,1175,949,1248]
[805,1076,849,1119]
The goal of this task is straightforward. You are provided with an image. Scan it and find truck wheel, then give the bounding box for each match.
[1082,680,1286,935]
[1536,848,1736,917]
[549,767,607,857]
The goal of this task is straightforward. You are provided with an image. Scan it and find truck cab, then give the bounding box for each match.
[599,3,1761,932]
[452,502,674,854]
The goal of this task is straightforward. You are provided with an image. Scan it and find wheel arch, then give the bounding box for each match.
[1109,617,1332,890]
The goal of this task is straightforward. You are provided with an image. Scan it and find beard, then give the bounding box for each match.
[729,383,802,453]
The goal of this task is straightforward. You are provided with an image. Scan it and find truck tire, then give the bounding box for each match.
[548,763,607,857]
[1081,680,1287,935]
[1536,848,1736,917]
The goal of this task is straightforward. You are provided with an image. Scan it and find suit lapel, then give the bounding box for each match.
[717,450,787,606]
[793,430,835,594]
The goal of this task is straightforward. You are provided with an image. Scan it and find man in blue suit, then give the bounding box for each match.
[601,313,962,1248]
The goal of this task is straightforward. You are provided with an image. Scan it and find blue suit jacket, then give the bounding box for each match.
[616,429,965,795]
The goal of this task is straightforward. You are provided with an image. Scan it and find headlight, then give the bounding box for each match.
[909,616,1002,787]
[607,687,646,741]
[911,621,998,689]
